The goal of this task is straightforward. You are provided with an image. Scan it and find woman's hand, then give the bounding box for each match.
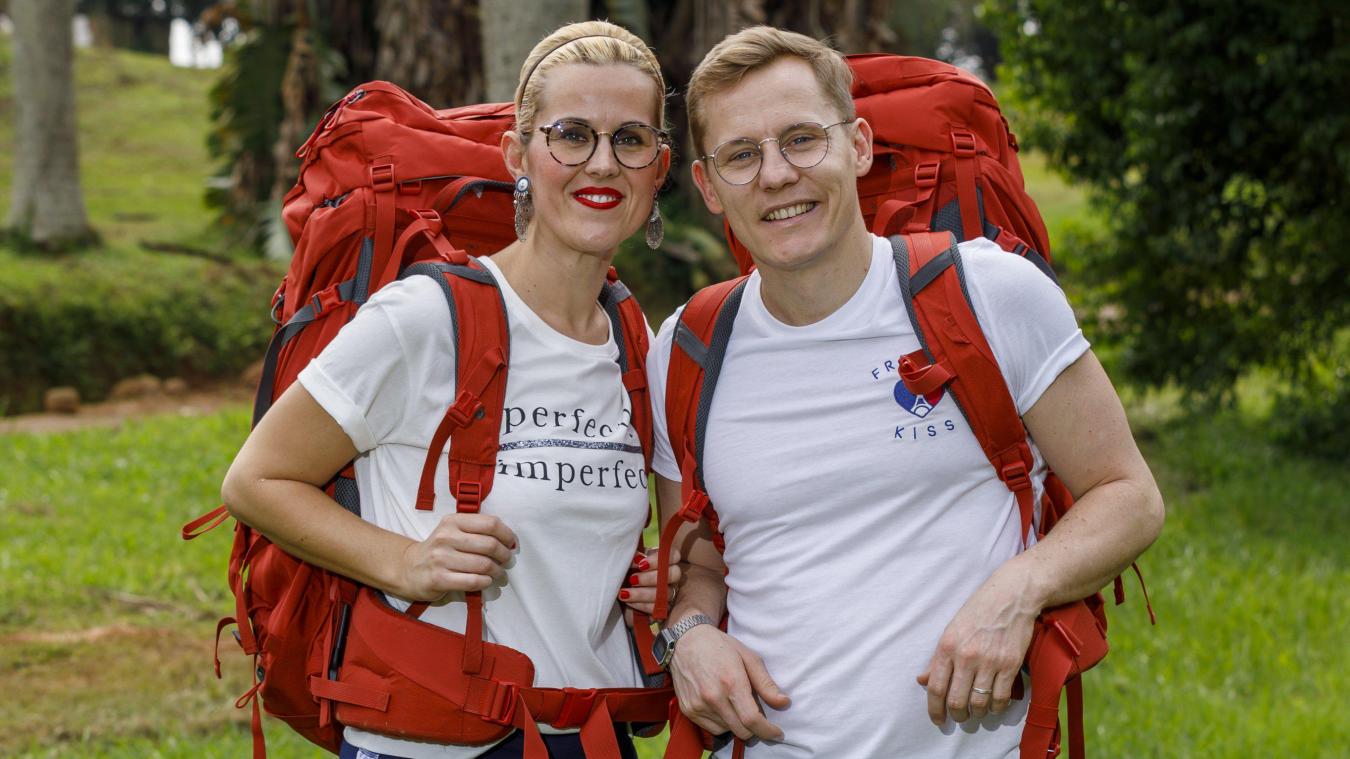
[398,513,518,602]
[619,546,682,615]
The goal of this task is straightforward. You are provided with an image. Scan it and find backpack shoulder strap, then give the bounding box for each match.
[890,231,1038,543]
[400,259,510,515]
[599,268,653,468]
[652,275,748,621]
[399,257,508,673]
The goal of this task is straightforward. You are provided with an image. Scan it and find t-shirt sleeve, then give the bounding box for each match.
[646,307,685,481]
[961,239,1091,415]
[297,275,457,452]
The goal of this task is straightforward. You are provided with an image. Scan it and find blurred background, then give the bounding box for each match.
[0,1,1346,757]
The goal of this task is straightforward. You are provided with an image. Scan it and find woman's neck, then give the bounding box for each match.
[488,237,613,345]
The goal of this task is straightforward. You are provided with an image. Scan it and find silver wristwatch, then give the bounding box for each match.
[652,613,714,669]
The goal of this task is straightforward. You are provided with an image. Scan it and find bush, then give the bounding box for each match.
[0,247,280,414]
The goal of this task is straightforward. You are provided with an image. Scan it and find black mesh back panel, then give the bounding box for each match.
[333,475,360,516]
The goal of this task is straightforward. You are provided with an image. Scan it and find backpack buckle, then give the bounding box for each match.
[555,688,598,729]
[371,163,395,192]
[310,284,345,315]
[915,161,940,188]
[677,489,710,523]
[480,681,518,726]
[456,481,483,512]
[445,390,485,429]
[951,130,977,157]
[1000,461,1032,493]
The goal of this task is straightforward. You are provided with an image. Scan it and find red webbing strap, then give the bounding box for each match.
[377,210,456,287]
[1067,677,1086,759]
[181,504,229,540]
[902,231,1038,542]
[950,129,983,242]
[213,616,235,678]
[578,697,623,759]
[871,161,941,236]
[663,710,707,758]
[511,693,550,759]
[308,674,391,711]
[372,162,397,286]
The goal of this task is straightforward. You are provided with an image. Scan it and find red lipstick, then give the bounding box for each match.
[573,186,624,210]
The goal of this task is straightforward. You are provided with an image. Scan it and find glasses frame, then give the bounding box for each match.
[700,120,854,186]
[537,119,671,170]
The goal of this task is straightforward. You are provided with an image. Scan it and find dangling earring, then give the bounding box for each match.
[513,176,533,240]
[645,191,664,250]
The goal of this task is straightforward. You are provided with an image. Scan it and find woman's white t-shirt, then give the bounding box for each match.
[298,255,649,759]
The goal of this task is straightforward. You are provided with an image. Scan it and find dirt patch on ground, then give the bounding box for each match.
[0,622,253,753]
[0,382,253,435]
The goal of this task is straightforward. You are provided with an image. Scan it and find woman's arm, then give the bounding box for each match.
[221,382,518,602]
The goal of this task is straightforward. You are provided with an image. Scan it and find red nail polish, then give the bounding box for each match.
[637,559,651,571]
[628,573,639,585]
[619,590,630,600]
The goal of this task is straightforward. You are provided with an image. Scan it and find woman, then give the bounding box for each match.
[223,20,675,759]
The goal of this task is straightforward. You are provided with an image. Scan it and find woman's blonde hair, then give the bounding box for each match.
[686,26,854,154]
[515,20,666,138]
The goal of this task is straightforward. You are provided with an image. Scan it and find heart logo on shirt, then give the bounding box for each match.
[893,380,944,418]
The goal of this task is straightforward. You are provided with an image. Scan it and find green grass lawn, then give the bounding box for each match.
[0,36,220,251]
[2,395,1347,757]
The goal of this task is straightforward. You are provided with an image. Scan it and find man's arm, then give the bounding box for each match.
[655,475,791,742]
[919,350,1165,725]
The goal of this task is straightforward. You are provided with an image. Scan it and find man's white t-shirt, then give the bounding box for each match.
[298,255,649,759]
[648,235,1090,759]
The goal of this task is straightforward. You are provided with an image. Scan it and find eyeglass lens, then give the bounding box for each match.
[712,122,836,185]
[544,120,662,169]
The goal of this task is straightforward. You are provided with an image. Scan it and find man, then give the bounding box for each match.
[645,26,1165,758]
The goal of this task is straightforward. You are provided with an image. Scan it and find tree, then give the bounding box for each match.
[989,0,1350,401]
[6,0,96,250]
[480,0,587,102]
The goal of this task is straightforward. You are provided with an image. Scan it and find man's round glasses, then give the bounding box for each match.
[701,120,852,185]
[537,119,669,169]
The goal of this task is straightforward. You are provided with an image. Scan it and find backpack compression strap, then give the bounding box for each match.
[652,276,746,623]
[891,231,1109,759]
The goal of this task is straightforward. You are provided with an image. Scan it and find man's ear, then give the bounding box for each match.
[501,130,528,179]
[690,159,725,215]
[851,117,875,178]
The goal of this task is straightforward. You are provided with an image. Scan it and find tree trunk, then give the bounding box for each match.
[376,0,483,108]
[480,0,587,103]
[7,0,95,249]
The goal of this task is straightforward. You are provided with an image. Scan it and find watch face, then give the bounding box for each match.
[652,634,672,667]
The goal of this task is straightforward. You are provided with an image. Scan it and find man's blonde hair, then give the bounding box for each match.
[686,26,854,155]
[515,20,666,138]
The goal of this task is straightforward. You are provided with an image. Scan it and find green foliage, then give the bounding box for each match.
[0,248,278,414]
[988,1,1350,401]
[204,24,291,251]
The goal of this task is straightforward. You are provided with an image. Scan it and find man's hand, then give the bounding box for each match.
[671,624,791,742]
[398,513,518,602]
[916,559,1039,725]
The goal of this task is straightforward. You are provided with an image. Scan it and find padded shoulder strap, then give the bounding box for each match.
[600,270,654,469]
[652,276,747,621]
[890,232,1037,543]
[400,258,509,673]
[400,259,509,515]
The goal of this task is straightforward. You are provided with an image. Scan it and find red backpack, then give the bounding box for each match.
[182,82,674,759]
[654,55,1151,759]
